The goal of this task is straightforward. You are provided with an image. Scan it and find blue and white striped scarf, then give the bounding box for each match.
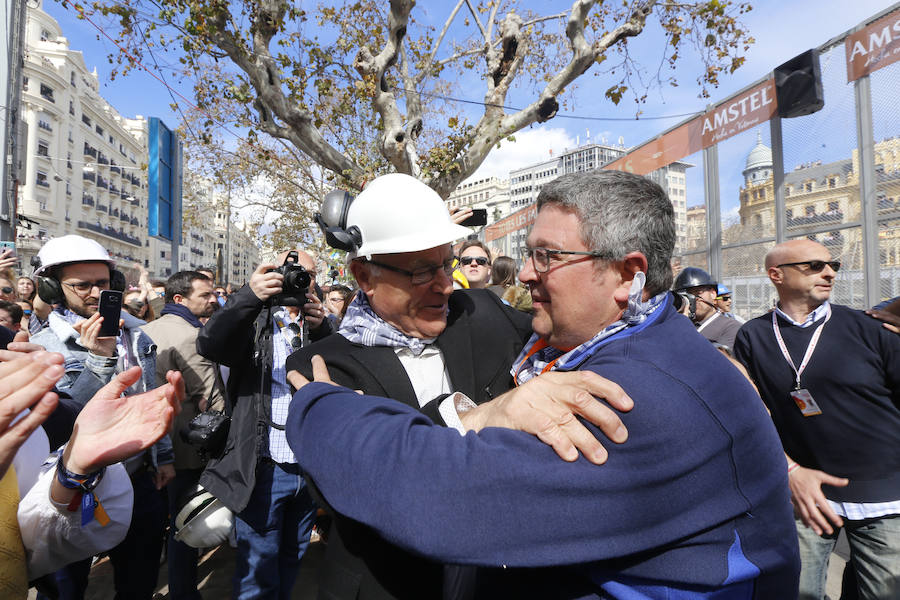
[513,272,668,384]
[338,290,437,356]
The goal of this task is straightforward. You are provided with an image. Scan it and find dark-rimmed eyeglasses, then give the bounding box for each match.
[366,258,455,286]
[718,295,732,301]
[776,260,841,273]
[459,256,489,267]
[522,247,606,273]
[61,279,111,295]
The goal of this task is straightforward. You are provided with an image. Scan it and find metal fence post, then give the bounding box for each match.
[704,144,722,280]
[769,115,786,245]
[854,74,879,308]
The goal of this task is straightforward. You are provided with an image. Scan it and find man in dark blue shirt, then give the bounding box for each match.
[287,170,799,599]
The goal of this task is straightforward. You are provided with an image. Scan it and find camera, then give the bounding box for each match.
[269,250,312,307]
[671,290,697,320]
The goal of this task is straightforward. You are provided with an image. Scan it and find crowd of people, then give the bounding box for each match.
[0,169,897,600]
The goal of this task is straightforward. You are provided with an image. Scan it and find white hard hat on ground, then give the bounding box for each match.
[347,173,471,260]
[173,485,233,549]
[33,235,115,276]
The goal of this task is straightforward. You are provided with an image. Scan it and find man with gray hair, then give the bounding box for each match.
[287,170,800,598]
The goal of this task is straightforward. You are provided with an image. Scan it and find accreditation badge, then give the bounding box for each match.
[790,388,822,417]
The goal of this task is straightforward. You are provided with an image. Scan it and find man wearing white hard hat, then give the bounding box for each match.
[30,234,174,599]
[286,173,632,600]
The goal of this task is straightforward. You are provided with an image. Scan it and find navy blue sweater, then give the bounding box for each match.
[287,301,799,598]
[734,304,900,503]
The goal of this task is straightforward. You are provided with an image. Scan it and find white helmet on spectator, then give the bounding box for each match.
[173,485,233,549]
[33,235,115,276]
[347,173,471,260]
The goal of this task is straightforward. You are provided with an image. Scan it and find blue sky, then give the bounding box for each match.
[41,0,896,218]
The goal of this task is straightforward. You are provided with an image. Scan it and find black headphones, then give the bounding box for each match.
[32,255,126,306]
[315,189,362,252]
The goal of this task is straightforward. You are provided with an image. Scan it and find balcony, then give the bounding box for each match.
[119,190,129,200]
[110,165,120,174]
[37,120,53,132]
[119,213,130,223]
[110,185,120,195]
[97,204,108,213]
[96,177,109,189]
[786,210,844,228]
[77,221,142,246]
[82,171,95,183]
[98,154,109,166]
[110,208,119,217]
[130,197,140,207]
[81,195,94,207]
[35,179,50,188]
[130,217,139,226]
[83,143,97,158]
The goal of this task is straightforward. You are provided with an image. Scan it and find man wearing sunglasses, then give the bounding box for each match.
[734,239,900,600]
[457,240,493,289]
[287,170,799,598]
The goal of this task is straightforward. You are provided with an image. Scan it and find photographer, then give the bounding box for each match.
[197,249,331,599]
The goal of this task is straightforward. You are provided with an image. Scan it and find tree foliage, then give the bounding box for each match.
[76,0,753,198]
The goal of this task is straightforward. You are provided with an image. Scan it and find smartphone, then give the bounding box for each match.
[0,241,15,253]
[460,208,487,227]
[98,290,123,337]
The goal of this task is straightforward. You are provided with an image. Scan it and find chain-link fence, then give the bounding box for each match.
[611,3,900,320]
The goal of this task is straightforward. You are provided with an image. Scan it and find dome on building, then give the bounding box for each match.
[745,131,773,172]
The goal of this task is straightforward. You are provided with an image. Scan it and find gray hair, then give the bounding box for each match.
[536,170,675,295]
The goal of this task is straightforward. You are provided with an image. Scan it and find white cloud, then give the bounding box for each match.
[466,126,578,182]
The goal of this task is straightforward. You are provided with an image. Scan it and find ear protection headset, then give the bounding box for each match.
[315,189,362,252]
[33,255,126,306]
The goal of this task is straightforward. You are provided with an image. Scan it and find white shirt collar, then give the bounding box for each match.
[774,301,830,328]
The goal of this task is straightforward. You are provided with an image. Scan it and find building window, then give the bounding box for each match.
[759,188,766,199]
[37,140,49,157]
[39,84,55,103]
[40,29,52,42]
[828,177,837,188]
[805,205,816,216]
[36,171,50,187]
[69,100,75,115]
[786,209,793,219]
[71,71,76,86]
[82,114,91,127]
[95,125,104,136]
[828,201,839,212]
[805,182,813,192]
[23,77,28,91]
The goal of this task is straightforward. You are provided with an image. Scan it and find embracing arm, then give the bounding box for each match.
[286,380,743,568]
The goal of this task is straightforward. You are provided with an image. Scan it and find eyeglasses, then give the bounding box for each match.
[776,260,841,273]
[366,258,455,286]
[62,279,111,295]
[0,287,12,294]
[522,247,606,273]
[718,295,732,301]
[459,256,489,267]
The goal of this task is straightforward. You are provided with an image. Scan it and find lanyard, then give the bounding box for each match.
[771,304,831,390]
[696,311,720,333]
[513,338,562,386]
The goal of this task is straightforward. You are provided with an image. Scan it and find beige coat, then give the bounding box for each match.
[141,313,225,471]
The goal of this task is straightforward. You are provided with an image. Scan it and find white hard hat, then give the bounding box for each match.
[173,485,233,549]
[33,235,115,276]
[347,173,471,260]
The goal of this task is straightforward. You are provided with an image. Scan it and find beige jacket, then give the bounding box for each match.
[141,313,226,470]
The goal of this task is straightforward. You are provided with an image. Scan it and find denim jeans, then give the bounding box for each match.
[167,468,204,600]
[796,514,900,600]
[232,459,317,600]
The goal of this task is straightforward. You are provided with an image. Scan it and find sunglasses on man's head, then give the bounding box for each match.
[459,256,489,266]
[776,260,841,273]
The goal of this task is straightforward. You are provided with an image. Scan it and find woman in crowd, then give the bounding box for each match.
[487,255,532,313]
